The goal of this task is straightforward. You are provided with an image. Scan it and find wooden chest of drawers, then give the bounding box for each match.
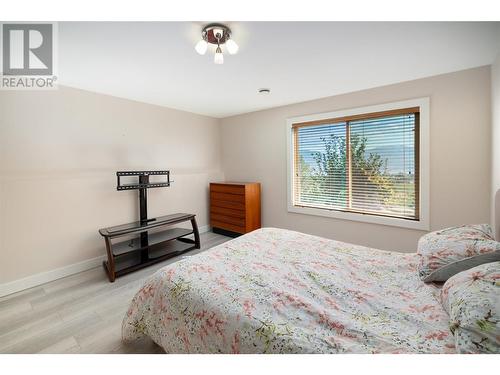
[210,182,261,235]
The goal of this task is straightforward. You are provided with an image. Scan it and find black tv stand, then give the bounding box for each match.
[98,171,200,282]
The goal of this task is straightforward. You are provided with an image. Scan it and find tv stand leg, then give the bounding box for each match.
[191,217,201,249]
[104,237,116,282]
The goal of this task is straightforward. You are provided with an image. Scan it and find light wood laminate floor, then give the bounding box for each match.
[0,231,230,354]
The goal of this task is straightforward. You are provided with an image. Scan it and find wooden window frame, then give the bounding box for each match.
[286,98,430,231]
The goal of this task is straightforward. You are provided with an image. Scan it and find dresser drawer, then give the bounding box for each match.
[210,183,245,195]
[210,213,245,227]
[211,205,246,218]
[211,220,246,234]
[211,199,246,211]
[210,191,245,203]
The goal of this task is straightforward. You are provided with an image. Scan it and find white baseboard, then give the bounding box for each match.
[198,225,210,234]
[0,225,211,298]
[0,255,106,298]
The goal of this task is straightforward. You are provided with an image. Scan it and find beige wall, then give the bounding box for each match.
[0,86,223,283]
[220,66,492,252]
[0,66,494,286]
[492,54,500,240]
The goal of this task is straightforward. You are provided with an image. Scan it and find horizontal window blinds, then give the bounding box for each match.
[293,109,419,221]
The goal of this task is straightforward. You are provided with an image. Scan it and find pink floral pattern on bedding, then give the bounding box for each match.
[441,262,500,353]
[417,224,500,282]
[122,228,456,353]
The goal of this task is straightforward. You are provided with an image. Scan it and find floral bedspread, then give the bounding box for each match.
[122,228,456,353]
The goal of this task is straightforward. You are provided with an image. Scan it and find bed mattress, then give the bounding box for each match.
[122,228,455,353]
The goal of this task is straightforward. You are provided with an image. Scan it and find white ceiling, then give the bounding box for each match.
[58,22,500,118]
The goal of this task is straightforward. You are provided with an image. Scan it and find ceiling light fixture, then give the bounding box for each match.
[195,23,238,64]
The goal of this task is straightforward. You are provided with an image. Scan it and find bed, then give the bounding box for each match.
[122,228,456,353]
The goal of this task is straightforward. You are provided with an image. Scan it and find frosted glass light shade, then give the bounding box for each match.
[226,39,239,55]
[195,40,208,55]
[214,50,224,64]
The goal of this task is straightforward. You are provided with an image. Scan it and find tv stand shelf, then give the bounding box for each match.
[99,212,200,282]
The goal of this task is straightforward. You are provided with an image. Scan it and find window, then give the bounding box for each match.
[287,99,429,230]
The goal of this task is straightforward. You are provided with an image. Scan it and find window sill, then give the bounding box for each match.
[288,204,429,231]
